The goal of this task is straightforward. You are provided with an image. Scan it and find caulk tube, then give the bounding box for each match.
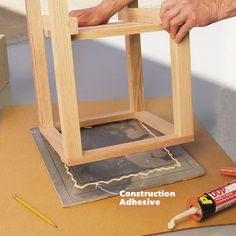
[187,179,236,221]
[168,179,236,229]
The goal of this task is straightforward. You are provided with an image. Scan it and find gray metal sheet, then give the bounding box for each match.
[30,120,205,207]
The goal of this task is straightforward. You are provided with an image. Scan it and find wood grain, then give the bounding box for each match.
[135,111,174,135]
[39,127,65,162]
[48,0,83,161]
[42,15,79,35]
[125,0,145,112]
[118,8,161,24]
[170,34,194,137]
[125,34,145,112]
[69,134,194,165]
[45,22,163,39]
[25,0,54,128]
[55,110,135,130]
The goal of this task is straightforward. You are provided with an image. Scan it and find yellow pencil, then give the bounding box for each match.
[12,195,57,228]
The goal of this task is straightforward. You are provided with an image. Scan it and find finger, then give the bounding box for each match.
[162,7,182,32]
[69,10,77,17]
[174,21,193,43]
[160,0,176,19]
[169,13,186,39]
[69,10,84,26]
[69,9,84,18]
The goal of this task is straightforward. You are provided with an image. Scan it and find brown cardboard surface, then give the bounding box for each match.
[0,98,235,236]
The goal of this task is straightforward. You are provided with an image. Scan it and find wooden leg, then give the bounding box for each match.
[170,33,194,137]
[125,34,144,112]
[25,0,53,128]
[0,35,9,91]
[48,0,82,162]
[125,0,144,112]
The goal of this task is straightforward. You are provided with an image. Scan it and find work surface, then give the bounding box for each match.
[0,98,235,236]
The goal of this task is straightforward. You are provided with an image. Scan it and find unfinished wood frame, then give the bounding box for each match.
[26,0,194,166]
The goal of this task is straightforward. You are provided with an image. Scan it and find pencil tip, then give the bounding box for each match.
[12,194,16,199]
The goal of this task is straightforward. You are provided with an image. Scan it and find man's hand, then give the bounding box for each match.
[69,0,236,39]
[69,0,133,27]
[160,0,220,43]
[69,4,110,27]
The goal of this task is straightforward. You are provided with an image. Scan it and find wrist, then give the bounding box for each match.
[99,0,132,19]
[99,0,115,19]
[216,0,236,21]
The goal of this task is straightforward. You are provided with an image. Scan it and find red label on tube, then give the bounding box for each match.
[208,181,236,212]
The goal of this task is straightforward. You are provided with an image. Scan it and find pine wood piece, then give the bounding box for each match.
[55,110,135,130]
[118,8,161,23]
[126,0,144,112]
[170,35,194,136]
[135,111,174,135]
[42,15,79,36]
[47,0,83,162]
[57,134,193,166]
[73,22,163,40]
[25,0,53,128]
[39,127,193,166]
[71,134,192,165]
[55,110,173,135]
[26,0,194,166]
[125,34,144,112]
[0,35,9,91]
[44,22,163,40]
[40,127,65,161]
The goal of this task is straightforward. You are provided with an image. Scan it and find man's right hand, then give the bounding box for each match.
[160,0,220,43]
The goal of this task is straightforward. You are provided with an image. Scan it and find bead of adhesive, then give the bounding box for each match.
[168,207,199,230]
[167,220,176,230]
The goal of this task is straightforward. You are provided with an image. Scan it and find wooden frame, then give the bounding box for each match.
[25,0,194,166]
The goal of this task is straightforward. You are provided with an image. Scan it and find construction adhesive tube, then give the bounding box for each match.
[168,179,236,230]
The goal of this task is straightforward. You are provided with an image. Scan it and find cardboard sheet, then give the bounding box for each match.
[0,98,235,236]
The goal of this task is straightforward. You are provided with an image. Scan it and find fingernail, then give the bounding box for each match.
[175,39,180,44]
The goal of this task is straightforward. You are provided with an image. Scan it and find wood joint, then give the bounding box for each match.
[42,15,79,36]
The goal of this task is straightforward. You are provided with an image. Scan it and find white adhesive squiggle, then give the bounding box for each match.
[65,121,181,189]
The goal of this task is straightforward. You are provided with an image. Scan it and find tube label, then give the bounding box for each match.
[208,181,236,213]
